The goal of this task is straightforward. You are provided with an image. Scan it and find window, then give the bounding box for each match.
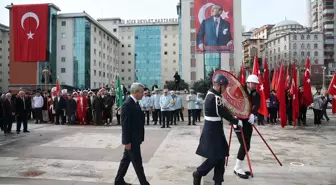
[135,36,138,39]
[122,61,125,64]
[284,45,287,50]
[121,77,125,80]
[0,48,2,52]
[173,43,176,46]
[61,33,66,38]
[94,60,96,66]
[293,35,297,40]
[314,35,318,40]
[128,44,131,47]
[94,49,96,55]
[314,59,318,64]
[307,35,310,40]
[128,61,131,64]
[164,43,167,46]
[314,43,318,49]
[128,69,131,72]
[128,52,131,55]
[301,43,304,49]
[307,43,311,49]
[307,52,310,56]
[61,68,66,73]
[61,45,66,50]
[164,51,168,55]
[285,53,287,57]
[173,60,176,63]
[60,56,66,62]
[301,35,304,40]
[61,21,66,26]
[293,52,297,56]
[164,35,167,38]
[173,51,176,55]
[94,70,96,76]
[314,51,318,56]
[121,69,124,72]
[122,52,124,56]
[128,77,131,80]
[301,52,305,56]
[113,28,117,32]
[122,44,124,48]
[128,36,131,39]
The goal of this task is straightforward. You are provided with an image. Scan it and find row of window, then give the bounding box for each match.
[267,51,320,62]
[266,34,320,47]
[120,34,177,40]
[60,57,115,70]
[0,40,9,44]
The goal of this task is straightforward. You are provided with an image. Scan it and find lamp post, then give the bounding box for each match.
[322,66,326,91]
[42,66,50,91]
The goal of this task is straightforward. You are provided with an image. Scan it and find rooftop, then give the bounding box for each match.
[0,23,9,31]
[274,20,302,28]
[58,12,119,43]
[5,3,61,11]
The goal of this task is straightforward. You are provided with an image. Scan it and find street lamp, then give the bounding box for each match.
[322,66,326,91]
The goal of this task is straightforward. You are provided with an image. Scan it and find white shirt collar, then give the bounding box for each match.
[130,95,137,103]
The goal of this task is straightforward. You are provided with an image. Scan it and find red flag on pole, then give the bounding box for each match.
[263,59,270,100]
[332,97,336,114]
[303,57,313,107]
[12,4,49,62]
[290,62,299,127]
[252,56,268,117]
[276,61,287,128]
[56,78,60,94]
[240,61,246,86]
[285,65,291,90]
[327,73,336,96]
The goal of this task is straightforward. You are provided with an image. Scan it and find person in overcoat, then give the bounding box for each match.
[193,74,242,185]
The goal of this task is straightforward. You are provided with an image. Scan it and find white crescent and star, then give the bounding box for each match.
[21,12,40,39]
[198,3,230,24]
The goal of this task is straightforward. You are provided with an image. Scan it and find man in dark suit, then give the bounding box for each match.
[3,93,15,135]
[15,91,30,133]
[196,4,232,50]
[115,82,150,185]
[53,92,67,125]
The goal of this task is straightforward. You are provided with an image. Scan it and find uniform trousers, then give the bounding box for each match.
[161,111,170,127]
[196,109,202,122]
[170,110,177,125]
[235,121,253,160]
[115,144,150,185]
[188,109,196,124]
[298,105,307,125]
[176,108,184,121]
[16,114,28,132]
[143,111,150,125]
[197,158,225,183]
[153,109,161,125]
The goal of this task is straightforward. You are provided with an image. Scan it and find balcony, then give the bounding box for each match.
[325,39,335,44]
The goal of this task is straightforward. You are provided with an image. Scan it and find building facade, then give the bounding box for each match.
[177,0,243,84]
[243,39,266,68]
[57,13,120,89]
[262,20,324,85]
[309,0,335,74]
[0,23,10,93]
[98,18,179,89]
[251,24,274,39]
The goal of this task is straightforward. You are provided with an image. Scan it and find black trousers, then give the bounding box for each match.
[55,109,66,124]
[196,109,202,122]
[197,158,225,183]
[116,113,120,125]
[176,108,184,121]
[0,118,3,131]
[161,111,170,127]
[104,108,112,123]
[174,83,180,91]
[170,110,178,125]
[143,111,150,125]
[188,109,196,124]
[16,114,28,132]
[153,109,161,125]
[298,106,307,125]
[235,121,253,160]
[269,108,277,123]
[322,108,329,121]
[313,109,322,125]
[115,144,149,185]
[3,116,13,133]
[95,110,102,125]
[34,108,43,123]
[257,114,264,125]
[86,108,93,123]
[287,107,292,124]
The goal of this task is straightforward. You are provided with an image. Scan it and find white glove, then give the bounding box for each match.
[248,114,255,124]
[237,120,243,128]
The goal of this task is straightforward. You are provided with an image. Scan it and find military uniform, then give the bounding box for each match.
[195,88,239,183]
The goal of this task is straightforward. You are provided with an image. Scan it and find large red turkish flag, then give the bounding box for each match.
[263,59,270,100]
[327,73,336,96]
[285,65,291,90]
[240,61,245,86]
[12,4,49,62]
[277,61,287,128]
[252,56,268,117]
[290,62,299,127]
[303,57,313,107]
[332,97,336,114]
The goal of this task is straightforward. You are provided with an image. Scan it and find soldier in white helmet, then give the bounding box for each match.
[233,74,260,179]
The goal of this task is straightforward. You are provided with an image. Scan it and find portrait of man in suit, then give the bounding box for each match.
[196,4,233,51]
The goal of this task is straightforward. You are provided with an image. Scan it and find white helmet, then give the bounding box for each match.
[246,74,259,84]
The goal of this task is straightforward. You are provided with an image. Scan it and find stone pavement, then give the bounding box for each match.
[0,109,335,185]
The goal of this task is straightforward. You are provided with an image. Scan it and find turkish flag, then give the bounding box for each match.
[277,61,287,128]
[327,73,336,96]
[332,97,336,114]
[240,61,246,86]
[56,78,61,94]
[303,57,313,107]
[271,69,278,91]
[252,56,268,117]
[290,62,299,127]
[12,4,49,62]
[285,65,291,90]
[263,59,270,100]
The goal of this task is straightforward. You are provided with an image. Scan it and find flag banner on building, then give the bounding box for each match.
[12,4,49,62]
[252,56,268,117]
[263,58,270,100]
[116,75,123,108]
[194,0,234,53]
[303,57,313,107]
[277,61,287,128]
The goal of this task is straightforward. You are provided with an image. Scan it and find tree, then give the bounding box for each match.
[164,79,189,91]
[192,67,220,94]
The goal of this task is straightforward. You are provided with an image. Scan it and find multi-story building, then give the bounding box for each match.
[262,20,325,85]
[251,24,274,39]
[309,0,335,74]
[243,39,266,68]
[176,0,243,84]
[0,23,10,93]
[57,12,120,89]
[98,18,179,89]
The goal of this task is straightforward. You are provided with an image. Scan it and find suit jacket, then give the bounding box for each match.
[53,96,67,111]
[15,97,30,115]
[3,99,15,118]
[196,17,232,46]
[121,96,145,145]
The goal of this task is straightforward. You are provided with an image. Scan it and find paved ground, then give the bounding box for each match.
[0,109,336,185]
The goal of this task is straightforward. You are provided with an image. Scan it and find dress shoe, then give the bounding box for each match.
[23,130,30,133]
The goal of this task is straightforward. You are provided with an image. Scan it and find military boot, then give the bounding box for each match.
[192,171,202,185]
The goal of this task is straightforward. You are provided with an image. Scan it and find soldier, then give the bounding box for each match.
[186,89,197,125]
[151,89,161,125]
[140,90,151,125]
[160,89,173,128]
[233,74,260,179]
[193,74,243,185]
[195,93,204,122]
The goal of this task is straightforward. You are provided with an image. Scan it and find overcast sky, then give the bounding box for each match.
[0,0,307,30]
